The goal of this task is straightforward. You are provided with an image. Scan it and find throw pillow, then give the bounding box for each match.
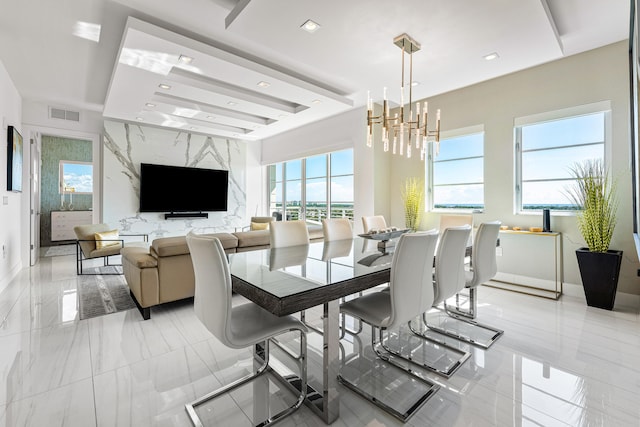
[95,230,121,249]
[250,221,270,231]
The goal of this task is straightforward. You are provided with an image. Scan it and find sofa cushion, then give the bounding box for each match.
[202,233,238,250]
[234,229,270,247]
[250,221,270,231]
[151,233,238,258]
[121,246,158,268]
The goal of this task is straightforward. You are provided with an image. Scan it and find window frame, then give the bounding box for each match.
[514,102,611,215]
[267,149,354,223]
[427,124,485,213]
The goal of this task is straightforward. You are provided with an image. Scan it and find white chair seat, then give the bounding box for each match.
[229,303,308,348]
[340,291,392,329]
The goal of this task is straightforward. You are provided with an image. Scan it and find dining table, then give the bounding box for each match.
[228,236,395,424]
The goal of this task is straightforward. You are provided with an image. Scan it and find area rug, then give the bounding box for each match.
[78,273,137,320]
[41,245,76,257]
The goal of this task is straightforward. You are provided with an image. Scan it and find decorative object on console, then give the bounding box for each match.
[542,208,551,232]
[401,177,424,231]
[566,158,621,310]
[366,34,441,160]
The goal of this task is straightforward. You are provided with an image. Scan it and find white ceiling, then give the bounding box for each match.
[0,0,630,141]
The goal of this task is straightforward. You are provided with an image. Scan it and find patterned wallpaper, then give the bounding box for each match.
[102,121,247,241]
[40,136,93,246]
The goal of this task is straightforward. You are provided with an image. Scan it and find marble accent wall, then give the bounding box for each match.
[102,121,247,240]
[40,136,93,246]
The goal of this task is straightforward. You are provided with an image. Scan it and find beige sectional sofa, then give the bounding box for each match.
[122,227,324,319]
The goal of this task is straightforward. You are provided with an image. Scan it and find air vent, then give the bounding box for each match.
[49,107,80,122]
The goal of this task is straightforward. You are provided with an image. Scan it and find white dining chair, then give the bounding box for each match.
[269,220,317,332]
[270,220,310,248]
[184,232,308,427]
[361,215,387,233]
[439,213,473,250]
[429,221,504,349]
[338,231,441,421]
[387,225,472,378]
[322,218,353,241]
[322,218,360,335]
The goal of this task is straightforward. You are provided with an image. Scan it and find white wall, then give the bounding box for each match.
[383,41,637,294]
[261,107,372,233]
[0,60,23,293]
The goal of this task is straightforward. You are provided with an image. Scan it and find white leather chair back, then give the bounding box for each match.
[433,225,471,305]
[270,220,310,248]
[440,214,473,246]
[322,218,353,241]
[467,221,501,288]
[186,232,235,348]
[387,231,439,330]
[362,215,387,233]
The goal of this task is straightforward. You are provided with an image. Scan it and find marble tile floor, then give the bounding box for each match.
[1,253,640,426]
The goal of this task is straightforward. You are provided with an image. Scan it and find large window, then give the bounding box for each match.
[429,128,484,211]
[268,149,354,223]
[516,107,607,212]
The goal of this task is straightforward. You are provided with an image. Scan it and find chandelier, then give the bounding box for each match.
[366,33,441,160]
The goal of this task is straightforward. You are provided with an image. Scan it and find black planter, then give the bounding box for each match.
[575,248,623,310]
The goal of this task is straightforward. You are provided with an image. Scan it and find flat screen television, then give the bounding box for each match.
[139,163,228,213]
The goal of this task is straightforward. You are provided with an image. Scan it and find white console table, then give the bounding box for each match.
[486,230,563,300]
[51,210,93,241]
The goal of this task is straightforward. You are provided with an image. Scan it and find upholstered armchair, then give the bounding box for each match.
[73,224,125,275]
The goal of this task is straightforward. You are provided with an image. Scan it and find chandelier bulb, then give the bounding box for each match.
[392,139,397,154]
[384,140,389,152]
[366,132,372,148]
[407,143,412,158]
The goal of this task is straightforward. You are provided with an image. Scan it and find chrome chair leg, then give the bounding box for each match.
[424,290,504,350]
[337,325,439,422]
[381,321,472,378]
[186,332,307,427]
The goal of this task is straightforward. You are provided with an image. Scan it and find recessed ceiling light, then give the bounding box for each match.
[301,19,321,33]
[227,101,237,106]
[312,99,322,104]
[278,114,287,118]
[257,81,270,88]
[158,83,171,90]
[206,115,215,119]
[145,103,156,108]
[483,52,500,61]
[411,81,420,87]
[189,126,196,130]
[178,55,193,64]
[136,117,144,121]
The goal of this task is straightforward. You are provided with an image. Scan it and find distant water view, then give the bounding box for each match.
[273,202,354,222]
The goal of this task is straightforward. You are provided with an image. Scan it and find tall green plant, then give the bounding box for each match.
[566,159,618,253]
[401,178,424,231]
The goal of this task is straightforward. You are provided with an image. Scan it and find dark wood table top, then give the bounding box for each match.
[229,237,393,316]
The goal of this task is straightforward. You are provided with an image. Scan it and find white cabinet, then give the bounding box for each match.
[51,211,93,241]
